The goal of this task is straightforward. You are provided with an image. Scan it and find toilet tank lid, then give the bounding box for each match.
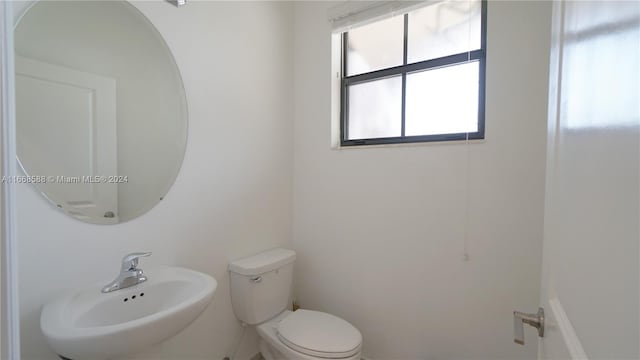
[228,248,296,276]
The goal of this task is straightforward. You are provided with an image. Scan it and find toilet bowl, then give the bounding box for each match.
[257,310,362,360]
[228,248,362,360]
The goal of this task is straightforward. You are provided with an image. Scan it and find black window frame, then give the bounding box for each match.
[340,0,487,146]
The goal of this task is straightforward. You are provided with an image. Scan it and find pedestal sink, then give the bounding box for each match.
[40,266,217,359]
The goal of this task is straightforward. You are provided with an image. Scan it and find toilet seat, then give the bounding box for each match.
[276,310,362,359]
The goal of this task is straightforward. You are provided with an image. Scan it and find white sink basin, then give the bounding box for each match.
[40,266,217,359]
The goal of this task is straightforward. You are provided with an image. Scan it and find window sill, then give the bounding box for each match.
[331,137,486,150]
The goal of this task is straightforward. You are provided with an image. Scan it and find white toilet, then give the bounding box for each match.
[229,248,362,360]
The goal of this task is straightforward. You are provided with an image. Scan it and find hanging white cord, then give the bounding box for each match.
[462,0,474,262]
[463,132,470,262]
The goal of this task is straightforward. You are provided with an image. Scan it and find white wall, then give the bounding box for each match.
[15,1,555,359]
[291,1,551,359]
[16,1,293,359]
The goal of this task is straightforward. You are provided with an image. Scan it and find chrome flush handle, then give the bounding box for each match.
[513,307,544,345]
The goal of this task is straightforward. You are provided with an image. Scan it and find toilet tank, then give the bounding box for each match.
[228,248,296,325]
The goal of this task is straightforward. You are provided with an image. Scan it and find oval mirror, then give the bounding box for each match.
[14,1,188,224]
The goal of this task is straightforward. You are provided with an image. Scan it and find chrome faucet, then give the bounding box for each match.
[101,252,152,293]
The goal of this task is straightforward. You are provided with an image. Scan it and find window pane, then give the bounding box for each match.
[405,62,479,136]
[407,0,481,64]
[347,16,404,76]
[348,76,402,139]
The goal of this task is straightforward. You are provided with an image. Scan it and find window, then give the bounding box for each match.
[340,0,486,146]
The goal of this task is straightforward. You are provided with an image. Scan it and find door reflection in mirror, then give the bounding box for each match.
[15,1,188,224]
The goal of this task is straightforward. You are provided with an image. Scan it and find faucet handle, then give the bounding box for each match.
[121,252,152,271]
